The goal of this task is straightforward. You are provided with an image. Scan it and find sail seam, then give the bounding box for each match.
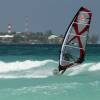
[74,22,90,25]
[64,44,84,49]
[70,33,87,37]
[80,11,92,14]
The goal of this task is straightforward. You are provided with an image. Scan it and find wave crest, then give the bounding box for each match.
[0,60,100,79]
[88,63,100,71]
[0,59,57,79]
[67,62,100,76]
[0,60,57,73]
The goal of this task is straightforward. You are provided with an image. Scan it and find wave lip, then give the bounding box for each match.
[0,60,57,73]
[0,59,57,79]
[67,63,90,76]
[0,60,100,79]
[88,63,100,71]
[67,63,100,76]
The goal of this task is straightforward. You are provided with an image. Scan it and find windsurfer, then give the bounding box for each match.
[75,57,84,64]
[63,52,74,61]
[55,7,92,75]
[59,63,74,74]
[59,56,84,74]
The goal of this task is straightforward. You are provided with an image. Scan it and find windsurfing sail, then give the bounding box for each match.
[59,7,92,72]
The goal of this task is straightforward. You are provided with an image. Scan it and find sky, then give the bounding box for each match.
[0,0,99,41]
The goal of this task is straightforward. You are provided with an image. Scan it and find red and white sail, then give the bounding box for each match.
[59,7,92,69]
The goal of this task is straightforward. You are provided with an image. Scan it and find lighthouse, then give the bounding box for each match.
[8,24,12,33]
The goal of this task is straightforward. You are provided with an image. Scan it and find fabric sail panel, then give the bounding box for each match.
[59,7,92,68]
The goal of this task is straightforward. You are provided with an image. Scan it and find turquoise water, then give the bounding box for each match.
[0,44,100,100]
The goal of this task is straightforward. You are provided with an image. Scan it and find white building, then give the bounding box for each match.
[48,35,58,40]
[0,35,14,38]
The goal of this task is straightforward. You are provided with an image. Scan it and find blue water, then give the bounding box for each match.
[0,44,100,100]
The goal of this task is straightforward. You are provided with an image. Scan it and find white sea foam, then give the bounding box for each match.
[0,60,99,79]
[68,62,100,76]
[0,75,48,79]
[88,63,100,71]
[67,63,90,76]
[0,60,57,73]
[0,59,57,79]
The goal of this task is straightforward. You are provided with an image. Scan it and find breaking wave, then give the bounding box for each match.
[0,60,57,73]
[0,59,100,79]
[88,63,100,71]
[68,62,100,76]
[0,60,57,79]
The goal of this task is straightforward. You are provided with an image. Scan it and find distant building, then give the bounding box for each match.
[8,24,12,33]
[48,35,58,40]
[0,35,14,38]
[57,36,63,43]
[16,32,22,34]
[48,35,63,44]
[0,35,14,44]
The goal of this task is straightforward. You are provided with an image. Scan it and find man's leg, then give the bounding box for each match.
[60,69,66,74]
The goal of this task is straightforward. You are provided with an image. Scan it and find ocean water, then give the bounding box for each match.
[0,44,100,100]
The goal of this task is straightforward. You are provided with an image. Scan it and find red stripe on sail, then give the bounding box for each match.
[68,7,92,59]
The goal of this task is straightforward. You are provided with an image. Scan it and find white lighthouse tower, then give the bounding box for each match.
[8,24,12,33]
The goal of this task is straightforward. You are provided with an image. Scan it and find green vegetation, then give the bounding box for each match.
[0,31,99,44]
[0,31,63,44]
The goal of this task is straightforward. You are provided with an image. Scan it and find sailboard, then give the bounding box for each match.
[57,7,92,74]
